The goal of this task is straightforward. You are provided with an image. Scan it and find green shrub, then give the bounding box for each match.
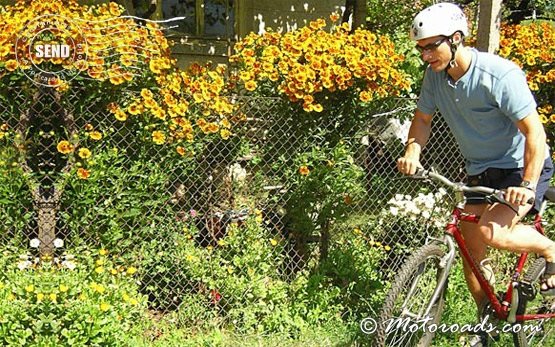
[0,246,146,346]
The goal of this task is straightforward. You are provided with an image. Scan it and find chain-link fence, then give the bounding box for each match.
[0,85,465,320]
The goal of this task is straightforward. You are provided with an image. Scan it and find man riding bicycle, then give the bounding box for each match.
[397,3,555,345]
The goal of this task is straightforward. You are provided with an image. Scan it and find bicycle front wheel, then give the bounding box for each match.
[375,243,450,347]
[513,257,555,347]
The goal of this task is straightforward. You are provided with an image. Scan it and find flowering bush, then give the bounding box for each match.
[0,0,238,184]
[282,141,366,240]
[370,188,451,270]
[498,22,555,140]
[0,246,146,346]
[230,14,411,113]
[387,189,450,229]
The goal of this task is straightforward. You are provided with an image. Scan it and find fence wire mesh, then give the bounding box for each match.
[0,86,465,317]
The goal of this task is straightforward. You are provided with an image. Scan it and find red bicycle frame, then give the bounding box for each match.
[446,206,555,322]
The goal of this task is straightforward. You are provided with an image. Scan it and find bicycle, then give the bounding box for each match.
[374,169,555,347]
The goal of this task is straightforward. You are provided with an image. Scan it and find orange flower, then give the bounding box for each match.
[299,165,310,176]
[77,167,90,179]
[176,146,186,156]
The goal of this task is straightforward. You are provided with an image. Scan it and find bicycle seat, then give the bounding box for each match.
[544,187,555,202]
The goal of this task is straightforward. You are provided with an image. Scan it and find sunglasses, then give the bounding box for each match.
[416,37,448,53]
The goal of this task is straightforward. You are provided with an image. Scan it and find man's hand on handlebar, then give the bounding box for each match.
[397,157,422,176]
[505,186,536,207]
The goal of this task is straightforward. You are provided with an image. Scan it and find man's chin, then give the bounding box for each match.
[429,61,445,71]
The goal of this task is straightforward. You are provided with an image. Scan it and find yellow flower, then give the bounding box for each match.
[49,293,57,302]
[384,245,391,251]
[114,109,127,122]
[99,249,108,256]
[78,148,91,159]
[91,283,105,294]
[141,88,154,99]
[95,266,104,274]
[57,140,74,154]
[36,292,44,301]
[245,80,257,91]
[59,284,69,293]
[220,129,231,140]
[126,266,137,275]
[152,130,166,145]
[89,131,103,141]
[5,60,18,72]
[270,238,278,246]
[99,302,111,312]
[127,102,143,115]
[25,284,35,293]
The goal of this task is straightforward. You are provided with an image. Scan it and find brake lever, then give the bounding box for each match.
[486,191,519,214]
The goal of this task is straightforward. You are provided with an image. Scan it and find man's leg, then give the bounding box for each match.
[477,202,555,290]
[460,203,489,310]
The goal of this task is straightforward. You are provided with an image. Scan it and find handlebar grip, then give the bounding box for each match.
[413,168,427,177]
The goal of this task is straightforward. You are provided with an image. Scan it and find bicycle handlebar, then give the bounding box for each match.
[412,168,533,211]
[413,169,496,194]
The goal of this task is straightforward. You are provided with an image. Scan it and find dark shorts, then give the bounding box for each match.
[465,157,554,214]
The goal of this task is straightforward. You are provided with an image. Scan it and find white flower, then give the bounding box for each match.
[389,207,399,216]
[53,238,64,248]
[422,210,431,219]
[61,260,76,270]
[29,238,40,248]
[394,194,404,201]
[17,260,32,270]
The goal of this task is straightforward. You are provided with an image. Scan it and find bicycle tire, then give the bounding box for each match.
[513,257,555,347]
[374,243,449,347]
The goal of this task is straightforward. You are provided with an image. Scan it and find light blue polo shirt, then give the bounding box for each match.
[417,48,538,175]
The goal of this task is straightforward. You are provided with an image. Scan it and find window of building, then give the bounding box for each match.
[161,0,235,38]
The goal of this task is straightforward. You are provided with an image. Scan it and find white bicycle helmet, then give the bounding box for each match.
[410,2,469,41]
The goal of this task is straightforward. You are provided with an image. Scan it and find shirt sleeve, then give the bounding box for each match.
[416,68,437,116]
[494,67,537,122]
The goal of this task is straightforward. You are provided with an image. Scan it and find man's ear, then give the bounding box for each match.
[451,32,463,45]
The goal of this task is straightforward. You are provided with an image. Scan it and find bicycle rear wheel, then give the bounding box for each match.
[375,243,450,347]
[513,257,555,347]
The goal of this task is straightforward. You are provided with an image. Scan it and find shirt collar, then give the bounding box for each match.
[446,48,476,87]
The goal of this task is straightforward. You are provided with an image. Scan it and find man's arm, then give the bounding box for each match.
[506,110,547,205]
[397,109,434,175]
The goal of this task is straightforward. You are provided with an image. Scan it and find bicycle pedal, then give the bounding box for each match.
[519,281,537,300]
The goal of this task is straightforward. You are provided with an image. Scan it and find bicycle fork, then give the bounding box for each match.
[423,236,457,317]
